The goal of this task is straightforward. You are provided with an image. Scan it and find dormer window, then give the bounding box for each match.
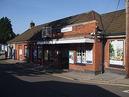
[42,27,52,38]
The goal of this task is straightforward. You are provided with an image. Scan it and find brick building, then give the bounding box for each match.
[8,9,127,75]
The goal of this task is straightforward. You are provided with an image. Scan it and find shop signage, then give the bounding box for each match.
[61,26,72,32]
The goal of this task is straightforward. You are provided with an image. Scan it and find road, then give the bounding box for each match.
[0,63,129,97]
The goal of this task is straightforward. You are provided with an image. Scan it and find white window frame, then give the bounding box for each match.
[76,49,93,64]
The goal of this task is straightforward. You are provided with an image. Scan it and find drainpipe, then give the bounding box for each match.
[96,27,106,74]
[100,33,106,74]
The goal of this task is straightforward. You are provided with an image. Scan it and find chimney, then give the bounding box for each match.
[30,21,35,29]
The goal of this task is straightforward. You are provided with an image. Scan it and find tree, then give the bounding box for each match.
[0,17,16,44]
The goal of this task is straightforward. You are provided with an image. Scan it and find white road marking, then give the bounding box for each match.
[122,90,129,93]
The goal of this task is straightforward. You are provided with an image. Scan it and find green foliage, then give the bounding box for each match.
[109,43,115,57]
[0,17,16,44]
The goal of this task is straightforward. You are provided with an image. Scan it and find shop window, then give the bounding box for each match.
[86,50,93,64]
[77,50,86,63]
[44,50,49,60]
[69,51,74,63]
[109,40,124,66]
[24,46,29,57]
[49,50,57,62]
[33,49,37,60]
[38,46,42,59]
[19,49,22,55]
[77,50,93,64]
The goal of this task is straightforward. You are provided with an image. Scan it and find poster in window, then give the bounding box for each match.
[69,51,74,63]
[109,40,124,65]
[86,50,93,64]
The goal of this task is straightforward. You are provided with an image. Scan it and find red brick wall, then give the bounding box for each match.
[104,40,110,68]
[69,64,95,71]
[63,20,97,38]
[93,39,102,71]
[69,21,102,72]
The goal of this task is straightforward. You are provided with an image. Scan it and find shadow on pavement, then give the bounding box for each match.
[0,71,120,97]
[0,60,65,76]
[0,62,120,97]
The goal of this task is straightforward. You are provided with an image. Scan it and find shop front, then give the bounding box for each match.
[36,35,102,74]
[34,44,69,69]
[104,36,126,74]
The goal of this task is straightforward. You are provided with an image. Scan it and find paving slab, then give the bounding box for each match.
[53,71,129,86]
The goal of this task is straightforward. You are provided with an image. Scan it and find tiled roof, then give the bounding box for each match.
[8,9,125,43]
[101,9,125,33]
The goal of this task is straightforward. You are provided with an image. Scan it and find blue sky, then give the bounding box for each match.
[0,0,125,34]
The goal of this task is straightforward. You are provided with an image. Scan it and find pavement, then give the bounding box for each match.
[52,71,129,87]
[1,59,129,87]
[1,70,129,97]
[0,59,25,64]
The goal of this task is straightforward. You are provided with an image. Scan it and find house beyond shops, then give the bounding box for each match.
[8,9,126,74]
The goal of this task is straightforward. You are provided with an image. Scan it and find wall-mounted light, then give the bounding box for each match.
[90,32,95,36]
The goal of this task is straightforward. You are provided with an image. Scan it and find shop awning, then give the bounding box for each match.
[37,37,94,45]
